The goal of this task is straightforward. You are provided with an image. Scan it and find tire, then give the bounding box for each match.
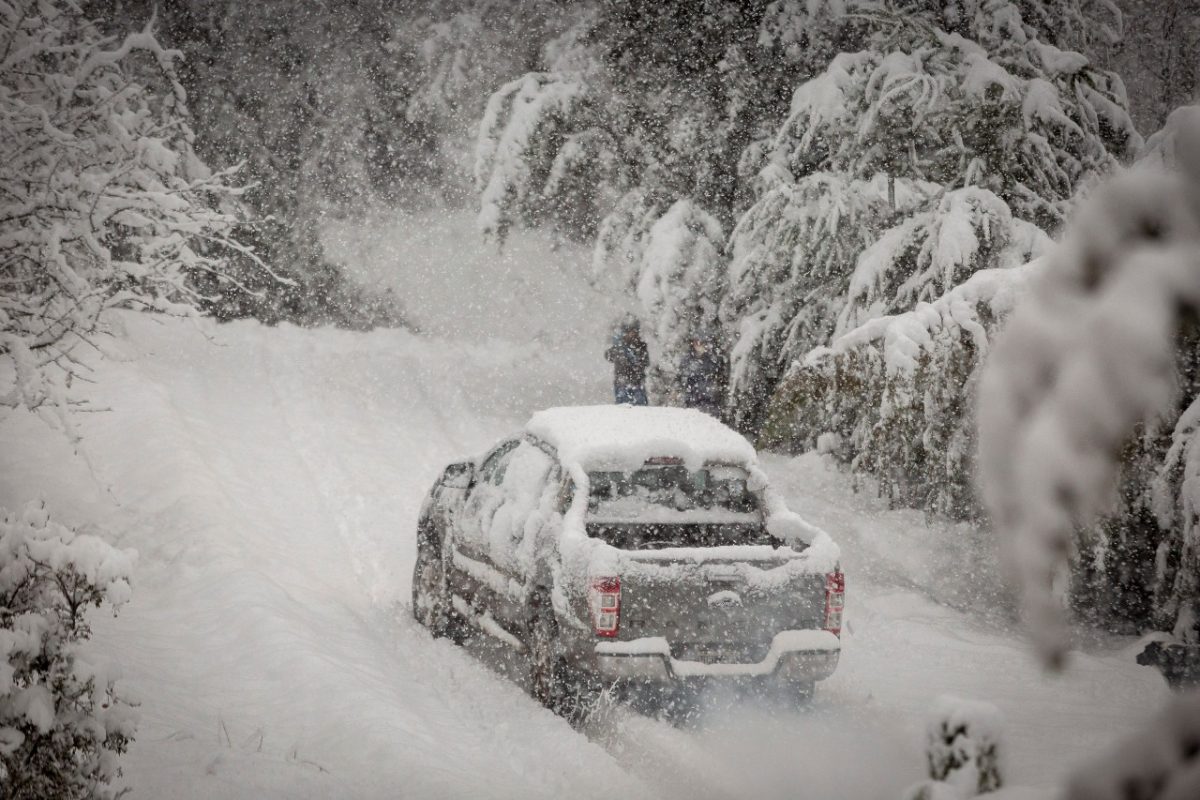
[412,528,468,644]
[528,593,597,725]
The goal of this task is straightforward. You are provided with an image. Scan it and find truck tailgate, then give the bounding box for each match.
[616,554,827,664]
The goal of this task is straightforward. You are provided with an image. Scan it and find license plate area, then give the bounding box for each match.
[670,641,769,663]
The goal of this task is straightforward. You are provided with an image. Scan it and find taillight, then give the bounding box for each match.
[824,571,844,636]
[589,577,620,638]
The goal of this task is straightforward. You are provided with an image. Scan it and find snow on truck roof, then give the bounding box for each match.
[526,405,757,472]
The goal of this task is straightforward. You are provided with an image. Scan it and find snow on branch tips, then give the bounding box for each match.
[0,502,137,800]
[474,72,589,245]
[636,200,725,382]
[722,172,887,432]
[976,112,1200,670]
[905,695,1004,800]
[0,0,266,438]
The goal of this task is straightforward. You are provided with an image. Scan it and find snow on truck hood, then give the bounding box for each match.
[526,405,757,472]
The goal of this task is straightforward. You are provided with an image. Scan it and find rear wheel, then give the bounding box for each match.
[412,530,468,644]
[528,594,597,725]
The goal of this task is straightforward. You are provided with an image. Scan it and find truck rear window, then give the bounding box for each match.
[586,464,759,523]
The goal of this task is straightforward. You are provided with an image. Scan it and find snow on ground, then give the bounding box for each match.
[1,311,642,799]
[765,452,1168,790]
[0,206,1171,799]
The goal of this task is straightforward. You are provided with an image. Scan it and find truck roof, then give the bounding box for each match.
[526,405,757,472]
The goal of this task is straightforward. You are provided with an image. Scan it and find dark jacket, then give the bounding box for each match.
[680,348,723,409]
[605,334,649,388]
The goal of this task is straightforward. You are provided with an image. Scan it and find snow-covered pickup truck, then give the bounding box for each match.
[412,405,842,718]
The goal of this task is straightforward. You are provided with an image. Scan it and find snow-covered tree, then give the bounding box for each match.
[976,107,1200,800]
[725,0,1134,435]
[0,0,273,435]
[590,188,666,287]
[94,0,411,328]
[1105,0,1200,133]
[474,72,592,243]
[0,502,137,800]
[394,1,578,198]
[635,200,726,399]
[764,256,1047,515]
[723,173,893,432]
[471,0,853,245]
[768,5,1139,230]
[836,187,1049,333]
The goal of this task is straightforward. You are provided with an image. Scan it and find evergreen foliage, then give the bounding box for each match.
[0,502,137,800]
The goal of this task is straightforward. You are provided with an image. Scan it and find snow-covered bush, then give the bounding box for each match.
[923,695,1004,796]
[0,502,137,800]
[905,694,1005,799]
[0,0,274,435]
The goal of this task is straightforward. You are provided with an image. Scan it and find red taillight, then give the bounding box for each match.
[589,577,621,638]
[824,571,844,636]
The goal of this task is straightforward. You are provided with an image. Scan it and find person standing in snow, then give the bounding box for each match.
[680,333,724,417]
[605,317,649,405]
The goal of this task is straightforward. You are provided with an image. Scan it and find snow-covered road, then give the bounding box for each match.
[0,209,1168,798]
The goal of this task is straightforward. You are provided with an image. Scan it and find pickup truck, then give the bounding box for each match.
[412,405,842,720]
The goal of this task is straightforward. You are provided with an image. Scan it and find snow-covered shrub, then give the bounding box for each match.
[0,0,272,435]
[0,502,137,800]
[924,695,1004,796]
[904,695,1005,799]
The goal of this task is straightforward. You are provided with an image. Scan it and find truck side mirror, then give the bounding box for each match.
[442,461,475,491]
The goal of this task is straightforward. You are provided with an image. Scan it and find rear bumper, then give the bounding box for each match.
[591,630,840,683]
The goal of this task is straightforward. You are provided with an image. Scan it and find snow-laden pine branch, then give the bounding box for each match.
[977,111,1200,669]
